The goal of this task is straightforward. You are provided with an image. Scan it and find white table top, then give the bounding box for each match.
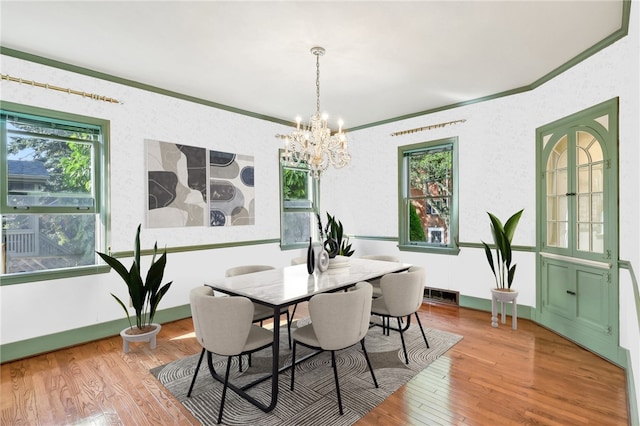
[206,258,411,307]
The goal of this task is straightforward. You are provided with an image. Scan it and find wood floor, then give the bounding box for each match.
[1,303,629,425]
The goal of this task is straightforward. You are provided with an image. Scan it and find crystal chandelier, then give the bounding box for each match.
[281,46,350,179]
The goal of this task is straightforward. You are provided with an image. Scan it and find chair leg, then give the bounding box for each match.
[217,356,233,424]
[330,350,344,415]
[360,339,378,388]
[238,354,243,372]
[398,317,409,364]
[414,312,429,348]
[187,348,206,397]
[290,341,297,391]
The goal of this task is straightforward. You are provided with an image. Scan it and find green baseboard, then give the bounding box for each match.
[459,294,534,320]
[622,348,639,426]
[0,304,192,363]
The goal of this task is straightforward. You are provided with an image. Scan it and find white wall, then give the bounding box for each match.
[323,2,639,412]
[0,55,295,344]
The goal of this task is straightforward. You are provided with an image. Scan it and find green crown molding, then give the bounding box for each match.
[0,47,292,127]
[348,0,631,132]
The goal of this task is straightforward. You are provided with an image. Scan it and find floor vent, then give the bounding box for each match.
[424,287,459,305]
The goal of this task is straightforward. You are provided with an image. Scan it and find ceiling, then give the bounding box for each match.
[0,1,626,130]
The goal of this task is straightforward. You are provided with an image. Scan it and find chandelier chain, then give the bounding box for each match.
[315,53,321,115]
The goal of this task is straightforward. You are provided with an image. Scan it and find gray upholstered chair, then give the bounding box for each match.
[370,266,429,364]
[290,281,378,415]
[290,256,307,265]
[225,265,292,349]
[187,286,274,424]
[359,254,401,298]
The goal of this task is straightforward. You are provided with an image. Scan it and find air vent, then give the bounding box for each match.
[424,287,459,305]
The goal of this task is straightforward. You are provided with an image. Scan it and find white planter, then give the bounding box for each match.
[490,289,519,329]
[120,323,161,353]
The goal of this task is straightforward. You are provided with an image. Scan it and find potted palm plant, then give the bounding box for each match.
[482,209,524,296]
[97,224,173,353]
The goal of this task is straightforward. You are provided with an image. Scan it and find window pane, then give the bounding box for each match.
[407,146,452,246]
[592,224,604,253]
[577,166,590,193]
[578,194,590,222]
[282,168,310,203]
[577,222,590,251]
[6,121,95,208]
[2,214,96,274]
[280,162,315,248]
[592,163,603,192]
[281,211,311,246]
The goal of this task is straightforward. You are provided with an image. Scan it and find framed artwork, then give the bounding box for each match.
[209,150,255,226]
[146,139,207,228]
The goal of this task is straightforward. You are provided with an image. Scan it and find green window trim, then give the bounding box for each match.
[279,149,320,250]
[1,101,110,285]
[397,137,459,255]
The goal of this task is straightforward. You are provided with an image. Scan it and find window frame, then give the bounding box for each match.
[1,101,110,285]
[279,150,320,250]
[397,136,459,255]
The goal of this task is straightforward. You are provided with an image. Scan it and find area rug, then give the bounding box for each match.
[151,319,462,425]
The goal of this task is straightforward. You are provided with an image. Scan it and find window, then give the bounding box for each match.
[280,155,319,249]
[398,137,458,254]
[1,102,109,283]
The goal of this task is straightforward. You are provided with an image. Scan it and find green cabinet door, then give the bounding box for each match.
[536,99,619,364]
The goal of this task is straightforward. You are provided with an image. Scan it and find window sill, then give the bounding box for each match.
[398,244,460,256]
[1,264,110,286]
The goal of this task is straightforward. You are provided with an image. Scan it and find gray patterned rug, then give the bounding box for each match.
[151,318,462,425]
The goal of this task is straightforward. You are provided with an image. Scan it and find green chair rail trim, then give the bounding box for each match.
[352,235,536,253]
[619,259,640,334]
[109,238,280,258]
[352,235,398,242]
[0,304,192,364]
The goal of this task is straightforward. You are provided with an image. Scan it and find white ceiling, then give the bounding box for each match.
[0,1,625,129]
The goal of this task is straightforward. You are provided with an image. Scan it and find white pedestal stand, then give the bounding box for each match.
[491,289,518,330]
[120,323,161,353]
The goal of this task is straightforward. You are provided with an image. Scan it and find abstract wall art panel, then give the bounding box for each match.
[209,150,255,226]
[146,139,207,228]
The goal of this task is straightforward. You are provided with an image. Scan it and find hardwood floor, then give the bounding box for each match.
[1,303,629,425]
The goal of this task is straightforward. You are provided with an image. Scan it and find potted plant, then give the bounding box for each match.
[323,212,354,257]
[97,224,173,353]
[482,209,524,294]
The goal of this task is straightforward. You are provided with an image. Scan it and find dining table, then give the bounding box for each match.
[205,257,412,412]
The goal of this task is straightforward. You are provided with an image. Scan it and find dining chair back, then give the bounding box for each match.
[225,264,274,277]
[358,254,402,298]
[187,286,274,424]
[290,281,378,415]
[371,266,430,364]
[225,265,292,349]
[290,256,307,265]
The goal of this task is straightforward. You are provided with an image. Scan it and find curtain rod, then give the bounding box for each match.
[391,119,466,136]
[1,73,122,104]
